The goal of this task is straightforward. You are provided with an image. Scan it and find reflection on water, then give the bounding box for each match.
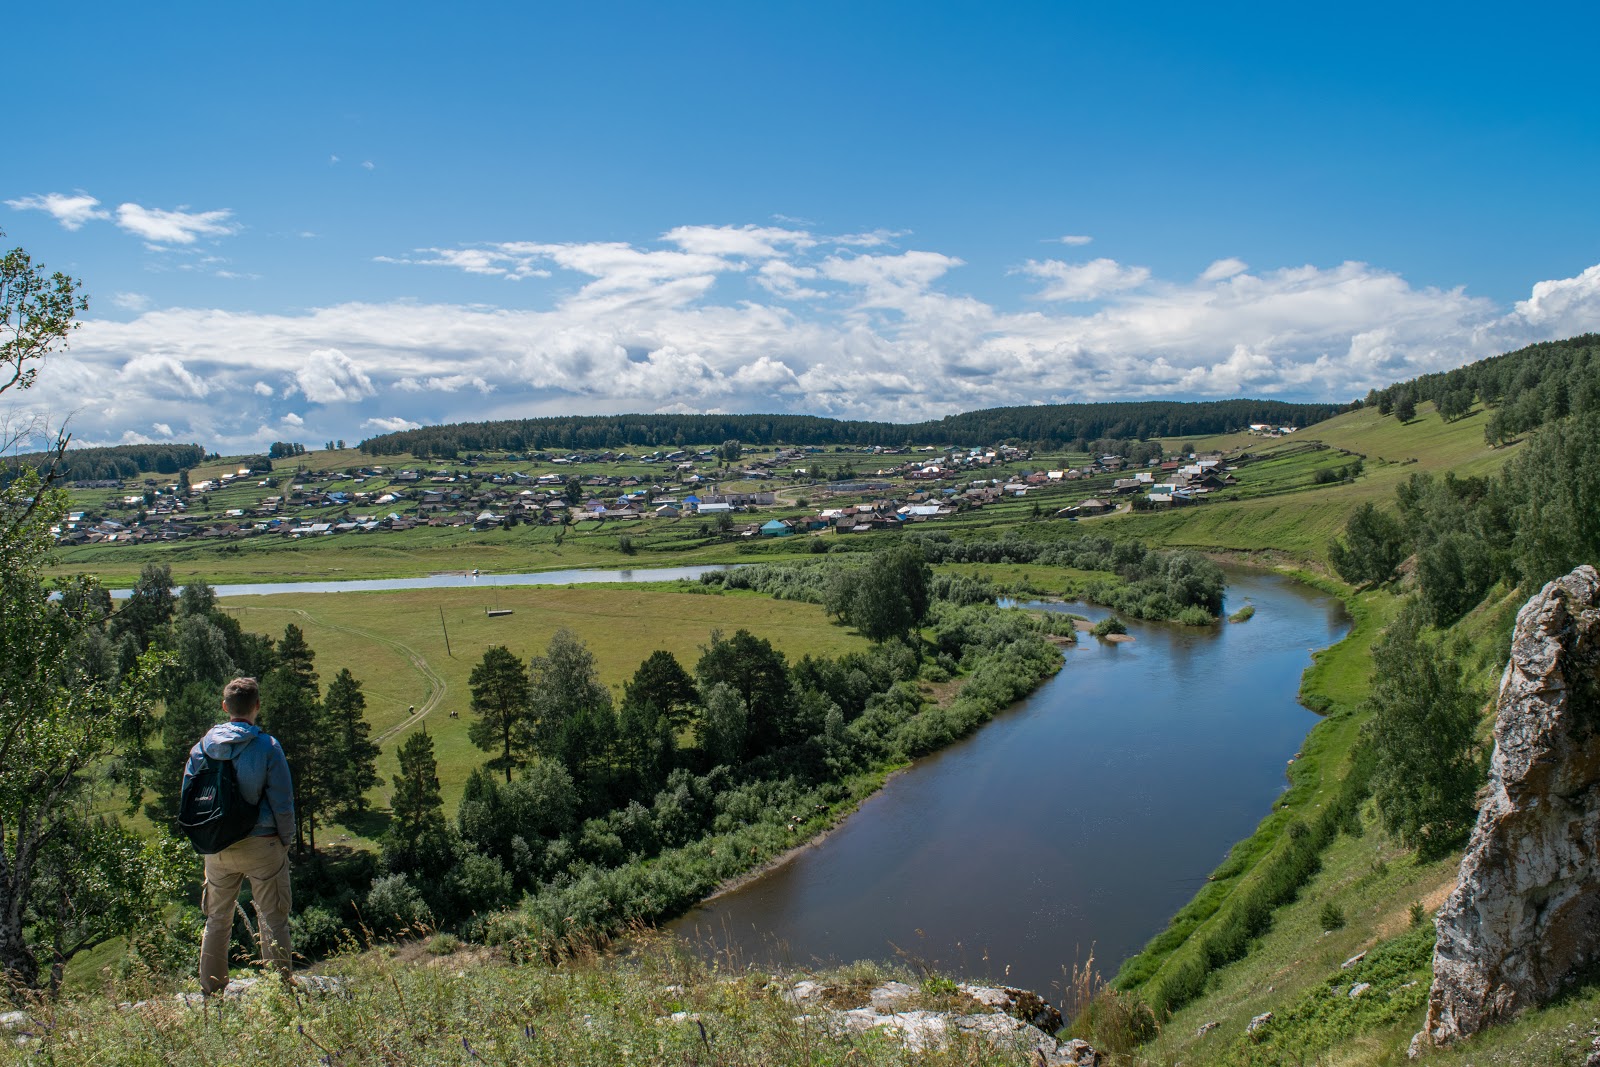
[670,570,1349,1000]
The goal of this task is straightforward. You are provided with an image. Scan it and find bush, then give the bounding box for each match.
[1177,605,1215,626]
[366,873,433,937]
[1092,616,1127,637]
[1319,900,1346,931]
[292,905,346,958]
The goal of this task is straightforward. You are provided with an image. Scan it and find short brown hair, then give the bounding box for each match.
[222,677,261,716]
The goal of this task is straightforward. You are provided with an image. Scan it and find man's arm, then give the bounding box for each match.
[264,739,296,846]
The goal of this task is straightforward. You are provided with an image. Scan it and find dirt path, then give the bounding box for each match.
[238,606,447,747]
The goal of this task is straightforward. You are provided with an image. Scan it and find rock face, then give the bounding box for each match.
[1419,565,1600,1049]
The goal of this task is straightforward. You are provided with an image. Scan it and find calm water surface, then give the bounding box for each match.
[669,569,1348,999]
[107,564,736,598]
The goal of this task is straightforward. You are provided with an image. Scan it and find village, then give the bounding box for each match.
[49,439,1252,549]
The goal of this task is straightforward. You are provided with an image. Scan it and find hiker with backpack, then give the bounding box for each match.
[180,676,296,995]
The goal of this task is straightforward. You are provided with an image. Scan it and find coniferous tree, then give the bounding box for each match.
[261,624,324,853]
[695,629,793,756]
[468,645,531,782]
[323,668,380,820]
[383,729,453,879]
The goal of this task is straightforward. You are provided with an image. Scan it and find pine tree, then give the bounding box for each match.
[468,645,531,782]
[383,729,453,878]
[261,624,324,853]
[323,668,380,819]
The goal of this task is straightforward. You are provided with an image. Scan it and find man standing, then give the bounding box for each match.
[183,677,296,994]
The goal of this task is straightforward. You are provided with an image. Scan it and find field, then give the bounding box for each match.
[1109,400,1522,564]
[222,582,869,819]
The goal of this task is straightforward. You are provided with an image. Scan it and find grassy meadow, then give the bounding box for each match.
[1110,400,1522,564]
[223,582,869,818]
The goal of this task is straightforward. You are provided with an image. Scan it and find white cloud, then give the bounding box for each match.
[363,416,423,432]
[295,348,375,404]
[9,225,1597,454]
[1023,257,1152,301]
[362,161,375,171]
[112,292,151,312]
[662,224,814,259]
[1200,257,1249,282]
[329,155,340,164]
[116,203,239,244]
[5,192,109,230]
[1509,263,1600,333]
[1054,235,1093,246]
[152,422,173,437]
[281,412,304,427]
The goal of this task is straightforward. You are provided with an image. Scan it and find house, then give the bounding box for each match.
[759,519,796,537]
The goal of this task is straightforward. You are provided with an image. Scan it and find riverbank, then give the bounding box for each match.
[669,568,1344,997]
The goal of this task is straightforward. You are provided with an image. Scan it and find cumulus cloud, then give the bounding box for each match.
[152,422,173,437]
[10,224,1598,454]
[281,412,304,427]
[1023,257,1153,301]
[363,416,423,432]
[295,348,376,404]
[5,192,110,230]
[116,203,239,244]
[1509,263,1600,333]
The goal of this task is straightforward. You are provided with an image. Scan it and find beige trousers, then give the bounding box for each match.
[199,834,293,995]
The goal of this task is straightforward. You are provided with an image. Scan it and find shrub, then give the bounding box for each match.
[1177,605,1215,626]
[1319,900,1346,931]
[1092,616,1127,637]
[366,873,433,937]
[292,905,346,958]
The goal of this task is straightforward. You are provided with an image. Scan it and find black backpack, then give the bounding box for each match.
[178,738,262,855]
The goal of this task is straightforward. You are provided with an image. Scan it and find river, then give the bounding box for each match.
[668,569,1349,1000]
[106,564,736,598]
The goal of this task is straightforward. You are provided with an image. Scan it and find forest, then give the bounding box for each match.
[357,399,1343,458]
[1363,333,1599,444]
[2,442,207,485]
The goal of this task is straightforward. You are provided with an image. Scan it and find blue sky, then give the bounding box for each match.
[5,1,1599,451]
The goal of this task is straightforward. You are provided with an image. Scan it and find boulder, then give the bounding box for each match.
[1418,566,1600,1049]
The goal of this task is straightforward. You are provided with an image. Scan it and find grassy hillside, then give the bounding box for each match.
[1111,400,1522,565]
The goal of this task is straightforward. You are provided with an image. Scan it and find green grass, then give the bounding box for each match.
[222,583,869,819]
[1105,401,1524,568]
[2,933,1056,1066]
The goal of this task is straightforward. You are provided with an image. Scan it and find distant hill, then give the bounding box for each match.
[358,399,1345,458]
[2,442,207,484]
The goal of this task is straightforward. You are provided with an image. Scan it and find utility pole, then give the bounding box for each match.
[439,606,452,657]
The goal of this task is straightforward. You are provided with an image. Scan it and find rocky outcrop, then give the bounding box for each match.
[779,979,1094,1064]
[1418,565,1600,1050]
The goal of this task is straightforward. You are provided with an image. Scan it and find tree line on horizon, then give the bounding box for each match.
[1361,333,1599,444]
[356,399,1344,458]
[1,442,206,485]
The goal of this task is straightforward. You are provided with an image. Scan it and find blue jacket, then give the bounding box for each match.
[183,721,296,846]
